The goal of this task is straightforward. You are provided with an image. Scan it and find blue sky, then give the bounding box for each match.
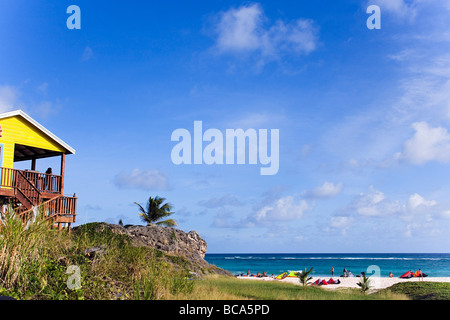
[1,0,450,253]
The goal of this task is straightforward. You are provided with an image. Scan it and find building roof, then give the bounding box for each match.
[0,109,76,155]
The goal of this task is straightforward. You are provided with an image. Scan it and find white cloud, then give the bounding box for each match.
[114,168,169,191]
[441,210,450,219]
[397,122,450,165]
[347,187,440,225]
[0,85,19,113]
[327,2,450,170]
[328,216,354,235]
[407,193,437,211]
[350,186,400,217]
[212,3,319,63]
[34,100,62,119]
[306,181,343,199]
[0,83,63,118]
[227,111,283,128]
[330,216,353,228]
[370,0,418,21]
[263,18,318,56]
[198,194,243,208]
[215,3,263,52]
[253,196,311,222]
[212,208,236,228]
[355,187,385,216]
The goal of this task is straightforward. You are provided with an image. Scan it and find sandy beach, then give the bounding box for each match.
[236,276,450,290]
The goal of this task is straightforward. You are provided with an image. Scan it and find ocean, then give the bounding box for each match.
[204,253,450,278]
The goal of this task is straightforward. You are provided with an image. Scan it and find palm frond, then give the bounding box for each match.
[155,219,177,227]
[135,196,177,227]
[357,275,372,294]
[296,267,314,288]
[134,202,147,215]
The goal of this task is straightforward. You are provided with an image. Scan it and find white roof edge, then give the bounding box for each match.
[0,109,76,155]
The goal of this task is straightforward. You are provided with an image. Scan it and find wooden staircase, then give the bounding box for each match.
[0,167,77,230]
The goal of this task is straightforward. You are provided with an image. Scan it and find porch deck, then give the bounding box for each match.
[0,167,77,228]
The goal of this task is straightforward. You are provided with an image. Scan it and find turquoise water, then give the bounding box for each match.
[204,253,450,278]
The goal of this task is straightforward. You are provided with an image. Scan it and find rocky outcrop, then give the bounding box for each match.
[75,223,230,276]
[126,225,207,260]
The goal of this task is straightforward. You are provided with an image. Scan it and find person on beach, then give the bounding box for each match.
[389,272,393,278]
[331,266,334,277]
[343,267,347,277]
[418,269,423,281]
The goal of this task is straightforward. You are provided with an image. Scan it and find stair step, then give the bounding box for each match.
[55,216,75,223]
[15,189,34,210]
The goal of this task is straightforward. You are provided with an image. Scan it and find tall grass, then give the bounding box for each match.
[178,275,410,300]
[0,214,195,300]
[72,222,194,300]
[1,209,432,301]
[0,206,60,292]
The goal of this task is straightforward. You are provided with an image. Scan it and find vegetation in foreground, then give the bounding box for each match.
[174,275,407,300]
[385,282,450,300]
[0,208,193,300]
[0,207,449,300]
[175,275,450,301]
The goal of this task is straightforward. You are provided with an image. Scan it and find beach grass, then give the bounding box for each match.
[0,211,194,300]
[174,275,409,300]
[1,209,448,300]
[382,282,450,300]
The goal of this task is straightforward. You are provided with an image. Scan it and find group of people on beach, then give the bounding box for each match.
[332,266,374,278]
[239,266,426,279]
[238,270,273,278]
[251,270,272,278]
[335,267,361,277]
[332,266,425,279]
[331,266,357,277]
[334,266,379,278]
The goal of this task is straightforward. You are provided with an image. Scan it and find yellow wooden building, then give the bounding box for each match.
[0,110,77,229]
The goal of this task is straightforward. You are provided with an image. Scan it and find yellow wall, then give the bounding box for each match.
[0,116,66,169]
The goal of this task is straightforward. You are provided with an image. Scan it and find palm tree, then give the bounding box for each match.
[357,275,372,294]
[296,267,314,288]
[134,196,177,227]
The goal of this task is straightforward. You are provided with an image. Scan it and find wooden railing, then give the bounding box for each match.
[47,195,77,218]
[22,170,62,194]
[20,195,77,223]
[0,167,76,228]
[0,167,62,195]
[0,167,16,189]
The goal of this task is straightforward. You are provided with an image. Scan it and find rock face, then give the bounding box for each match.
[78,223,230,276]
[126,225,208,261]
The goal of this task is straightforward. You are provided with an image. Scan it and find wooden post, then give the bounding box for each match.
[60,153,65,195]
[31,158,36,171]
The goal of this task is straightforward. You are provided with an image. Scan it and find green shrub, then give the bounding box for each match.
[357,275,372,294]
[0,215,195,300]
